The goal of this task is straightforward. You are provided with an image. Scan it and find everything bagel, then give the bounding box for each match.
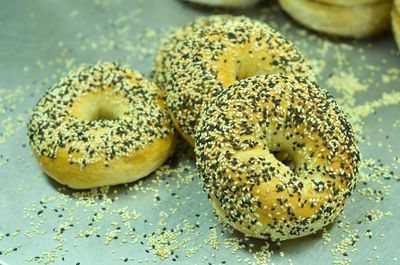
[195,74,360,241]
[28,62,175,189]
[154,15,315,146]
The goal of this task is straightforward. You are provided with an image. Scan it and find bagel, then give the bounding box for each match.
[154,15,230,91]
[392,0,400,49]
[279,0,392,38]
[184,0,258,7]
[194,74,360,241]
[28,62,175,189]
[154,15,315,146]
[317,0,388,6]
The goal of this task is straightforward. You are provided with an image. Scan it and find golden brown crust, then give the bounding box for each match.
[28,62,175,189]
[33,134,175,189]
[154,15,315,145]
[194,75,360,241]
[279,0,392,37]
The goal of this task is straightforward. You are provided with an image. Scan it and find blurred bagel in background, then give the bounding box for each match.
[279,0,393,38]
[317,0,389,5]
[392,0,400,49]
[183,0,259,7]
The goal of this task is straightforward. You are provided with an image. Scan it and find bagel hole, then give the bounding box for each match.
[235,57,276,81]
[236,68,270,81]
[271,150,295,171]
[73,94,130,122]
[91,106,121,121]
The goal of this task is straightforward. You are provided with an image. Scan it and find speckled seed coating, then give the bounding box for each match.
[195,74,360,241]
[28,62,175,189]
[154,15,315,146]
[153,15,233,89]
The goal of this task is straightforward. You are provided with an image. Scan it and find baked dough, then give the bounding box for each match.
[154,15,315,146]
[317,0,388,6]
[184,0,258,7]
[392,0,400,49]
[195,74,360,241]
[28,62,175,189]
[279,0,392,37]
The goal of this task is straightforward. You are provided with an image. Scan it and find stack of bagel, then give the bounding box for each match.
[153,15,360,241]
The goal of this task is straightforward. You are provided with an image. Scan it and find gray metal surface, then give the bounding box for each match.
[0,0,399,264]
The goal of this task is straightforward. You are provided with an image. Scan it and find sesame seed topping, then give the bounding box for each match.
[28,62,173,168]
[195,74,359,241]
[154,15,315,144]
